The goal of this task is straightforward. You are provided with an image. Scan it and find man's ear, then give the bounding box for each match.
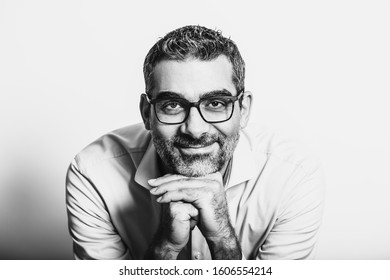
[239,91,253,129]
[139,94,151,130]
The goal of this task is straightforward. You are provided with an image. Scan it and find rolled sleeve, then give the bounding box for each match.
[65,159,131,259]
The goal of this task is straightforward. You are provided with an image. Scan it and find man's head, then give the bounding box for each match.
[140,25,252,177]
[143,25,245,96]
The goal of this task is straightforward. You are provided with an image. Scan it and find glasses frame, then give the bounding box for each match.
[143,91,244,125]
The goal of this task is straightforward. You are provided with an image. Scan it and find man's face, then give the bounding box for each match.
[142,55,251,177]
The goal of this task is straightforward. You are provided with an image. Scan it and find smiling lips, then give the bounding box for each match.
[176,142,218,155]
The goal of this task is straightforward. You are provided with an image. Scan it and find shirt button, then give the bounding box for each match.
[194,252,201,260]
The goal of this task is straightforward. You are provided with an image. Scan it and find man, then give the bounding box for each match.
[66,25,325,260]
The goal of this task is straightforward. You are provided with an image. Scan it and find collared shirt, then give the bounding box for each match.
[66,123,325,260]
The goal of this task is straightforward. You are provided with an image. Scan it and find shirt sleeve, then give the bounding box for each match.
[65,158,132,259]
[257,164,326,260]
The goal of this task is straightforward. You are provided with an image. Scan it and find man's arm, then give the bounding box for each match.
[258,165,326,259]
[66,159,131,259]
[149,173,242,260]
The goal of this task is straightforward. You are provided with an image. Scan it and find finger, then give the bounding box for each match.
[150,178,204,195]
[169,201,199,220]
[150,172,222,186]
[184,203,199,219]
[148,173,187,186]
[206,171,223,182]
[156,188,200,204]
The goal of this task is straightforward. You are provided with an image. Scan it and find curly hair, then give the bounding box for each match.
[143,25,245,95]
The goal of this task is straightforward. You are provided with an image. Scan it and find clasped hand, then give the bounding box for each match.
[148,172,232,254]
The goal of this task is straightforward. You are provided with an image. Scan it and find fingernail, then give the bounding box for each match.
[150,188,157,194]
[156,197,162,202]
[148,179,156,184]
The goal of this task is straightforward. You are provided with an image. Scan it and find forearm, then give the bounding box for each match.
[206,223,242,260]
[205,193,242,259]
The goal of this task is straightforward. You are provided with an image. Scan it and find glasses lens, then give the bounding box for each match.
[153,96,235,124]
[200,97,234,122]
[155,99,187,123]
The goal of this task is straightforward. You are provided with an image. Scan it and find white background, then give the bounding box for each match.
[0,0,389,259]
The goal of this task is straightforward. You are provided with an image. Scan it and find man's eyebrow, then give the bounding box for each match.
[200,89,233,99]
[155,89,234,100]
[155,91,184,99]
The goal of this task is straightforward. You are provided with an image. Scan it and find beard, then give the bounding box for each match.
[152,131,240,177]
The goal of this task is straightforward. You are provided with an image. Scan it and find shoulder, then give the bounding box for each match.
[73,123,151,172]
[242,123,323,178]
[241,124,326,226]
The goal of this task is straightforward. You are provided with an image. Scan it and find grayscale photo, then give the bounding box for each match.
[0,0,389,262]
[66,25,325,260]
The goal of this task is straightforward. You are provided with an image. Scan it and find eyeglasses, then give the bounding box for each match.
[143,91,244,125]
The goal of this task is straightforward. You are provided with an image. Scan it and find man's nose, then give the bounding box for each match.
[180,106,210,138]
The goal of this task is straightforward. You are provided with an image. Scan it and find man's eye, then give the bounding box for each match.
[204,99,228,110]
[210,101,224,107]
[165,102,180,109]
[158,100,185,114]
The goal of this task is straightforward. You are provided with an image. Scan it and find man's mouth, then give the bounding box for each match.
[175,142,218,155]
[172,134,220,155]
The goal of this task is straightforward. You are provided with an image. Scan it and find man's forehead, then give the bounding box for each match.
[150,55,236,99]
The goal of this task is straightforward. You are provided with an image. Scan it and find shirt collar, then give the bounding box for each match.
[134,130,257,190]
[134,139,162,190]
[226,130,257,189]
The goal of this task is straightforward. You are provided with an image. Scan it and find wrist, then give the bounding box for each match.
[145,238,183,260]
[145,227,185,260]
[205,225,242,260]
[153,241,182,260]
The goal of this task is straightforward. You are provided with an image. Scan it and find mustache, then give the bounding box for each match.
[172,134,220,147]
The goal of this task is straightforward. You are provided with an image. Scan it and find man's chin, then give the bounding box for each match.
[174,158,219,177]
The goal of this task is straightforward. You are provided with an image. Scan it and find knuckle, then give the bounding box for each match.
[169,202,177,211]
[169,201,182,212]
[204,190,215,201]
[205,181,222,193]
[187,204,199,216]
